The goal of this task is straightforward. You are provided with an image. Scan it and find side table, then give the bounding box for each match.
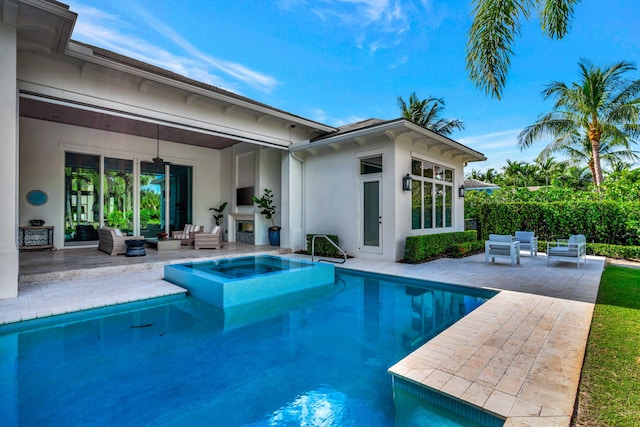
[19,226,55,251]
[125,239,147,257]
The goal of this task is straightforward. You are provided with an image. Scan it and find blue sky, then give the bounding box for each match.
[65,0,640,172]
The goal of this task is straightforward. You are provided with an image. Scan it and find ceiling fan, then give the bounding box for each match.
[152,124,171,169]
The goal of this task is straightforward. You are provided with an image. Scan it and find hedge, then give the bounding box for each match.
[306,234,341,258]
[404,230,478,263]
[474,201,640,246]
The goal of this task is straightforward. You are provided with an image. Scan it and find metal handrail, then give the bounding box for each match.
[311,234,347,264]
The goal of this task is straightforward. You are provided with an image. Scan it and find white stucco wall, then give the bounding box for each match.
[302,138,397,260]
[302,134,467,262]
[0,20,19,299]
[19,118,221,249]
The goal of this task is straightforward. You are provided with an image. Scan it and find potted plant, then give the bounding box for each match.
[209,202,228,226]
[253,189,280,246]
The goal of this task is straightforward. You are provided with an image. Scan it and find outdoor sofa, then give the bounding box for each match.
[194,226,223,250]
[171,224,203,246]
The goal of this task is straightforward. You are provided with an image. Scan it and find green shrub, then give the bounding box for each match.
[306,234,341,257]
[404,231,478,263]
[446,240,485,258]
[474,201,640,245]
[587,243,640,260]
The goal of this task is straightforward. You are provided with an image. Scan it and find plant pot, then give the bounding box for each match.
[268,226,281,246]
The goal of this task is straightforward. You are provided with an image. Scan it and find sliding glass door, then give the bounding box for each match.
[140,162,165,238]
[64,153,100,243]
[64,152,192,245]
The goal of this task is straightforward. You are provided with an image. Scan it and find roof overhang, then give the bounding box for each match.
[6,0,77,55]
[290,119,487,163]
[64,42,336,136]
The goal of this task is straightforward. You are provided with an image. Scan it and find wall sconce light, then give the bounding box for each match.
[402,174,412,191]
[458,185,465,198]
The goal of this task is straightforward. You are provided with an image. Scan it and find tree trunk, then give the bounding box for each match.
[590,139,603,188]
[588,123,604,188]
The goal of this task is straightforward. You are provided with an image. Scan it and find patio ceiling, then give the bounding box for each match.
[19,96,241,150]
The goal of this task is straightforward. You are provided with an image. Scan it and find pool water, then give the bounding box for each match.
[184,255,314,279]
[0,268,498,426]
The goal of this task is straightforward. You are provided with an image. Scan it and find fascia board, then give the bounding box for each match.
[291,120,487,162]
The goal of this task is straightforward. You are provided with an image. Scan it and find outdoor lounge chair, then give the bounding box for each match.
[97,227,144,256]
[514,231,538,256]
[485,234,521,266]
[171,224,203,245]
[547,234,587,268]
[194,226,223,250]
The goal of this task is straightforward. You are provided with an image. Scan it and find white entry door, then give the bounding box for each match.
[360,176,382,254]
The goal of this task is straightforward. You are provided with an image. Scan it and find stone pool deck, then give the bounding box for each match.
[3,249,606,426]
[337,253,604,427]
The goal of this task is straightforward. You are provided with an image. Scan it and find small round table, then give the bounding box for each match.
[125,239,147,257]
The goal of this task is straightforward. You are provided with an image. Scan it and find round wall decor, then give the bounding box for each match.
[26,190,48,206]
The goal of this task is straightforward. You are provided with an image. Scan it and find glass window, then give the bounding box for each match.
[411,159,422,176]
[64,152,100,243]
[423,162,434,179]
[411,179,421,229]
[360,156,382,175]
[445,186,452,227]
[423,182,433,229]
[409,159,456,231]
[445,169,453,183]
[140,162,165,238]
[435,184,444,227]
[104,157,134,233]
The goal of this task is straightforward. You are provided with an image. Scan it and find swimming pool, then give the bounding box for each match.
[0,267,500,426]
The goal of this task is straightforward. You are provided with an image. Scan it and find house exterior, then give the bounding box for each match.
[0,0,485,299]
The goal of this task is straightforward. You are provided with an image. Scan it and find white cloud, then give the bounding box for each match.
[67,2,278,95]
[287,0,437,53]
[460,128,536,172]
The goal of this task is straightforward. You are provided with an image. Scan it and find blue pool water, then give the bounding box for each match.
[182,255,317,279]
[164,255,335,309]
[0,267,499,426]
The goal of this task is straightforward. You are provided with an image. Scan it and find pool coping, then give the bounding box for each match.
[334,253,604,427]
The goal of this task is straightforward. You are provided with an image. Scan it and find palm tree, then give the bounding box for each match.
[397,92,465,136]
[518,59,640,188]
[534,155,559,187]
[466,0,577,99]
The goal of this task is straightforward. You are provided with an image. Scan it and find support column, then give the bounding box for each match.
[0,17,19,299]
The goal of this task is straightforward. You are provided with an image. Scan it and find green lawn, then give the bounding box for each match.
[573,266,640,426]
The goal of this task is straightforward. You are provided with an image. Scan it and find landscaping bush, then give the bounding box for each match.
[306,234,341,258]
[404,230,478,263]
[445,240,485,258]
[587,243,640,260]
[473,201,640,245]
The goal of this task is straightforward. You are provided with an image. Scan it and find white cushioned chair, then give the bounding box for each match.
[514,231,538,257]
[97,227,144,256]
[547,234,587,268]
[172,224,203,246]
[485,234,521,266]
